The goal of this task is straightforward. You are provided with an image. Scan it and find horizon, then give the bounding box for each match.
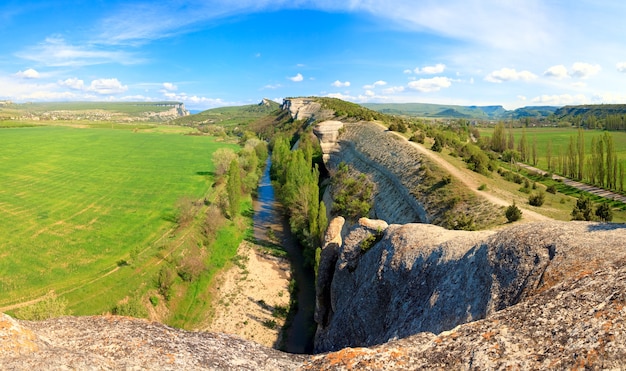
[2,1,626,111]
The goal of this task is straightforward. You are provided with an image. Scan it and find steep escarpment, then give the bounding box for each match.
[314,218,626,355]
[315,120,504,227]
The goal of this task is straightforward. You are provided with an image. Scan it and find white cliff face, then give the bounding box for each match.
[282,98,321,121]
[313,120,344,163]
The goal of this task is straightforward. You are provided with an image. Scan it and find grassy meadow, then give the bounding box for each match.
[0,125,238,317]
[477,127,626,170]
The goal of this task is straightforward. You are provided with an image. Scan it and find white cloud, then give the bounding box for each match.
[363,80,387,89]
[331,80,350,88]
[531,93,589,106]
[364,89,375,97]
[617,62,626,73]
[485,68,537,83]
[89,78,128,94]
[289,73,303,82]
[403,69,413,74]
[263,84,283,89]
[15,68,40,79]
[414,63,446,74]
[407,76,452,92]
[570,62,601,79]
[162,82,177,91]
[16,36,141,67]
[382,86,405,94]
[59,77,86,90]
[544,65,569,79]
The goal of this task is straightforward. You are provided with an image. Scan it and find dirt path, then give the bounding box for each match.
[379,125,550,223]
[202,240,291,348]
[516,162,626,204]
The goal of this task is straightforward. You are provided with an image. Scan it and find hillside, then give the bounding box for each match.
[362,102,558,120]
[0,101,189,123]
[171,98,280,128]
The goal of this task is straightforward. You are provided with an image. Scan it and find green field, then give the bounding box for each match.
[0,126,237,314]
[478,127,626,169]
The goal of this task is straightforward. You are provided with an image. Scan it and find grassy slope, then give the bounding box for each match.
[172,101,280,127]
[0,126,238,315]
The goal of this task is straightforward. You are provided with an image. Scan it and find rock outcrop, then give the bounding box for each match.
[314,219,626,359]
[3,221,626,369]
[282,98,322,121]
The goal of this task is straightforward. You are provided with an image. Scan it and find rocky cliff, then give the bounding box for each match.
[314,120,503,227]
[4,221,625,369]
[314,218,626,357]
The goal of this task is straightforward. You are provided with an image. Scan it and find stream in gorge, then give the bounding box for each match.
[253,156,316,354]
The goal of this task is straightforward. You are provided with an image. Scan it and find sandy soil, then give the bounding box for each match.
[204,240,292,349]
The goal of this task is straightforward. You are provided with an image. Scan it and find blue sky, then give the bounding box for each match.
[2,1,626,110]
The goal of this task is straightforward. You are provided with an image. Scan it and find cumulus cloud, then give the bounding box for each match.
[382,86,405,94]
[363,80,387,89]
[408,76,452,92]
[531,93,589,106]
[59,77,86,90]
[15,68,40,79]
[414,63,446,74]
[485,68,537,83]
[289,73,303,82]
[331,80,350,88]
[570,62,601,79]
[58,77,127,95]
[544,65,569,79]
[263,83,283,89]
[162,82,177,91]
[617,62,626,73]
[89,78,128,94]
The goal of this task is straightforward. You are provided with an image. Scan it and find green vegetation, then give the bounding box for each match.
[331,162,375,221]
[0,125,264,330]
[172,100,280,128]
[505,203,523,222]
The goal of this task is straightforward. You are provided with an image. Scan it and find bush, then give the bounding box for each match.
[113,297,148,318]
[546,184,557,194]
[528,191,545,207]
[505,203,522,222]
[409,132,425,143]
[572,195,593,221]
[14,292,71,320]
[595,203,613,222]
[478,184,487,191]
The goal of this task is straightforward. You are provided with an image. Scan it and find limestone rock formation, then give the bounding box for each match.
[314,219,626,359]
[281,98,322,121]
[1,314,305,370]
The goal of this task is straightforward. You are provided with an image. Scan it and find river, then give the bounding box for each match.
[253,156,316,354]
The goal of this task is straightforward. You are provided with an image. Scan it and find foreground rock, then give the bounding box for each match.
[1,314,305,370]
[3,220,626,369]
[314,219,626,358]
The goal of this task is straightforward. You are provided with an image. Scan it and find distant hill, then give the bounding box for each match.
[172,98,280,127]
[0,101,189,122]
[554,104,626,118]
[362,102,558,120]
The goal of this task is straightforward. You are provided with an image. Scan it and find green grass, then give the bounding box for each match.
[478,127,626,170]
[0,126,238,313]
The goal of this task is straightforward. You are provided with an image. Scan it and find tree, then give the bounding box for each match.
[546,139,553,172]
[491,122,506,152]
[517,128,529,162]
[317,201,328,244]
[431,135,443,152]
[227,158,241,218]
[571,195,593,221]
[577,128,585,181]
[212,148,237,177]
[595,203,613,222]
[505,203,522,222]
[531,135,538,166]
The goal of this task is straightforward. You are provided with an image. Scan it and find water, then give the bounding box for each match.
[253,156,316,354]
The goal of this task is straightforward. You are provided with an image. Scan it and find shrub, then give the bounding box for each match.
[528,191,545,207]
[409,132,425,143]
[113,297,148,318]
[505,203,522,222]
[595,203,613,222]
[478,184,487,191]
[546,184,557,194]
[14,292,71,320]
[157,266,175,301]
[572,195,593,221]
